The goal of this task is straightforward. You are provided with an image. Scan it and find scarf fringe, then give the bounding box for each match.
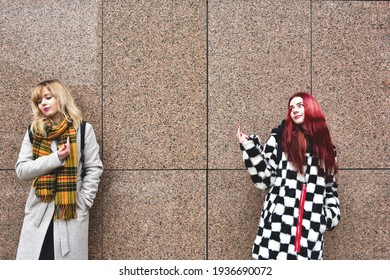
[54,204,77,221]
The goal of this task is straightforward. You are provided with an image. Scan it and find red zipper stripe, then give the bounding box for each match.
[295,184,307,253]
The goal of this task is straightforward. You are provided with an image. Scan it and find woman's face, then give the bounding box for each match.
[37,87,62,124]
[289,96,305,126]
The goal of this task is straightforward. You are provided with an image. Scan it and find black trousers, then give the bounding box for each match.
[39,218,54,260]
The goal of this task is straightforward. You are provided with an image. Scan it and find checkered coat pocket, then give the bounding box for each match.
[240,128,340,260]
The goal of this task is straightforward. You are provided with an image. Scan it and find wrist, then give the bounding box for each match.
[57,153,64,162]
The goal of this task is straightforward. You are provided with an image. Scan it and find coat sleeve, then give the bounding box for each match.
[240,134,279,190]
[324,150,341,230]
[15,130,64,181]
[79,123,103,209]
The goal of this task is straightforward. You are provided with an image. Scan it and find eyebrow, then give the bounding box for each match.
[289,102,304,109]
[36,93,51,101]
[40,93,51,98]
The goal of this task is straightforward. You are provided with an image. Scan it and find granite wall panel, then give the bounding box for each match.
[101,170,206,259]
[102,0,207,170]
[312,1,390,168]
[208,170,262,260]
[0,0,103,169]
[0,0,388,260]
[0,171,27,259]
[208,0,311,170]
[323,170,389,260]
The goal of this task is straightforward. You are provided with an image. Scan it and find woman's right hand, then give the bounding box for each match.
[236,127,249,144]
[57,137,70,161]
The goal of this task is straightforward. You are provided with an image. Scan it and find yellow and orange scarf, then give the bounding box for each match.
[32,119,77,220]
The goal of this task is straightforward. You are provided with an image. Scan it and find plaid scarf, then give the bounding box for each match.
[32,119,78,220]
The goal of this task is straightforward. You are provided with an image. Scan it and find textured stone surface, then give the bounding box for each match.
[0,0,388,261]
[323,170,389,260]
[0,171,28,259]
[208,0,311,169]
[102,0,207,169]
[0,0,103,169]
[88,177,104,260]
[102,170,206,259]
[312,1,390,169]
[208,170,263,260]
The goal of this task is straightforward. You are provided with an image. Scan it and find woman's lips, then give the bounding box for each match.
[43,107,50,112]
[294,115,302,119]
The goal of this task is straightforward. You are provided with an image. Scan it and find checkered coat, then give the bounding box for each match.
[240,121,340,260]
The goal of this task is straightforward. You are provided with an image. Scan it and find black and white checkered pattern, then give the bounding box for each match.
[240,123,341,260]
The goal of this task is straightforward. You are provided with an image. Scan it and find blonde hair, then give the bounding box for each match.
[30,79,82,137]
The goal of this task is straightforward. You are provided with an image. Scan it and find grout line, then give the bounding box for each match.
[205,0,209,261]
[96,168,390,172]
[3,167,388,172]
[310,0,313,92]
[100,0,105,260]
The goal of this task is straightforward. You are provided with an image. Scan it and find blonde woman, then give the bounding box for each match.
[15,79,103,260]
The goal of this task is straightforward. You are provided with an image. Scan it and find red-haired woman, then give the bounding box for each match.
[237,92,340,260]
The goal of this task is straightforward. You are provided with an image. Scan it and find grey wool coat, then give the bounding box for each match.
[15,122,103,260]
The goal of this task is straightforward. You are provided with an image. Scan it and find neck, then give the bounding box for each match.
[299,124,307,131]
[50,115,63,126]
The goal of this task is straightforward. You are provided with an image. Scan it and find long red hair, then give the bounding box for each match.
[282,92,337,176]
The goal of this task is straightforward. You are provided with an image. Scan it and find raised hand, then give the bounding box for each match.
[57,137,70,161]
[236,126,250,144]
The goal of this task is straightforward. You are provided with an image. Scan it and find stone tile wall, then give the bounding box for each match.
[0,0,388,260]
